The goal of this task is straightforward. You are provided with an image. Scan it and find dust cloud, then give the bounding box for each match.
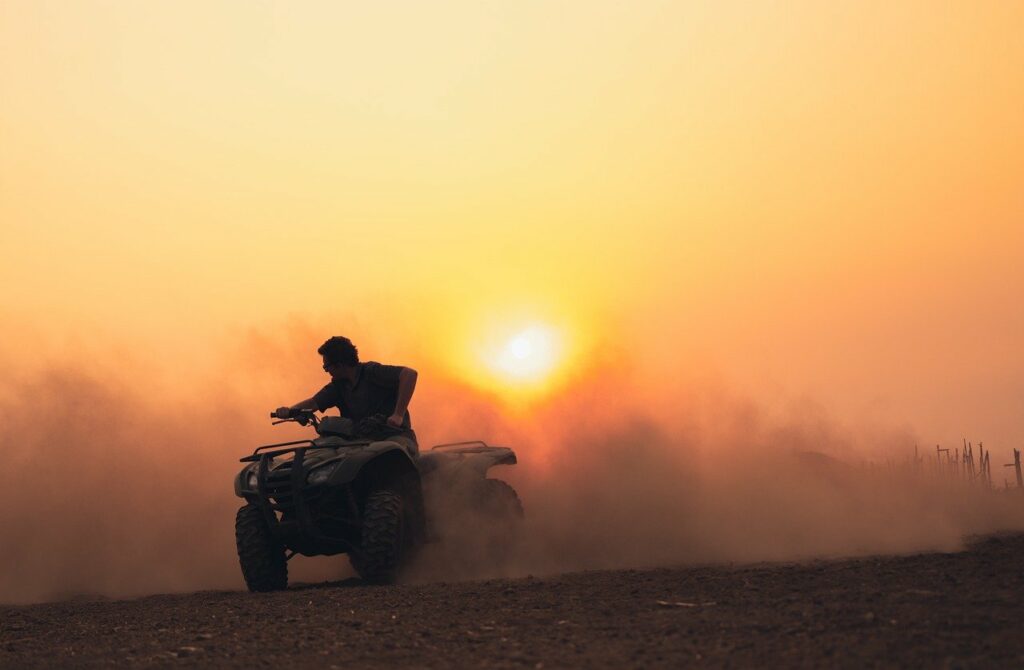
[0,342,1022,604]
[0,364,258,604]
[409,374,1024,582]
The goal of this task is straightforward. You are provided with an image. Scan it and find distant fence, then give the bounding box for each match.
[868,441,1023,494]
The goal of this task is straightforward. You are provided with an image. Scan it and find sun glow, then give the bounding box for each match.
[446,316,572,396]
[490,325,561,382]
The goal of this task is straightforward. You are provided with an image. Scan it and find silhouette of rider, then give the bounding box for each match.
[274,336,419,453]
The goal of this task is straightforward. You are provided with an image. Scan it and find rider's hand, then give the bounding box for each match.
[274,406,293,420]
[386,413,404,428]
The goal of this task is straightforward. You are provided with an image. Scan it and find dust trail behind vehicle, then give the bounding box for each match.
[1,348,1022,604]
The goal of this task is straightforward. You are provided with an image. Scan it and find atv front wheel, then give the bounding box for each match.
[351,488,406,584]
[235,504,288,592]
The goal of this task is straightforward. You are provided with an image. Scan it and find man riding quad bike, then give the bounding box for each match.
[233,410,522,591]
[232,336,523,591]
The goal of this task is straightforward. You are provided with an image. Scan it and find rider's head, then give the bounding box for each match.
[318,336,359,378]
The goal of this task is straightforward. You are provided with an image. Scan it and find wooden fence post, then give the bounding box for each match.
[1005,448,1023,492]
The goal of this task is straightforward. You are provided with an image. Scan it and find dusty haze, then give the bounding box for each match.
[1,327,1021,605]
[1,1,1023,604]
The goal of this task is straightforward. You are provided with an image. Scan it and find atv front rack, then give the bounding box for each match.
[241,438,379,462]
[240,440,315,462]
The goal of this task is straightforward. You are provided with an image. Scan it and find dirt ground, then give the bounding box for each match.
[2,534,1023,669]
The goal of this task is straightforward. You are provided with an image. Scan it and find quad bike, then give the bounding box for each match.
[233,409,523,592]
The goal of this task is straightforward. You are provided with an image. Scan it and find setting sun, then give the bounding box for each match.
[488,325,562,383]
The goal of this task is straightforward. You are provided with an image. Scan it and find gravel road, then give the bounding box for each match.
[3,534,1023,668]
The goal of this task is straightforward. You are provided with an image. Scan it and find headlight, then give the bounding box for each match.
[307,461,341,486]
[246,472,258,490]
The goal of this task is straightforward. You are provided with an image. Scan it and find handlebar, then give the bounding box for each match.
[267,409,404,438]
[269,408,319,427]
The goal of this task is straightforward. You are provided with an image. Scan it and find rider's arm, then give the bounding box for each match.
[292,397,319,411]
[387,367,418,426]
[274,397,318,419]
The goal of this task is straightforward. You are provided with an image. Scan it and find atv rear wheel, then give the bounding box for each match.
[350,488,406,584]
[477,479,524,562]
[235,504,288,592]
[479,478,524,521]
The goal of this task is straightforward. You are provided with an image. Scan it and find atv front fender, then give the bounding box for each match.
[324,440,421,488]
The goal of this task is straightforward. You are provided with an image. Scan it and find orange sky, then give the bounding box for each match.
[2,1,1022,451]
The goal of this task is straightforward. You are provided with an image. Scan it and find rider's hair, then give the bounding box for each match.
[318,336,359,367]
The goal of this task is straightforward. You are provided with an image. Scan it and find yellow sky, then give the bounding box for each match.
[2,1,1022,446]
